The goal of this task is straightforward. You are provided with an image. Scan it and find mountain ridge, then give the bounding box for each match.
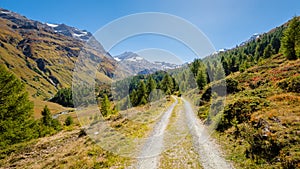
[0,8,116,102]
[113,51,180,77]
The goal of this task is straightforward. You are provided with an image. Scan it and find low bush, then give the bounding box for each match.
[277,75,300,93]
[217,97,267,131]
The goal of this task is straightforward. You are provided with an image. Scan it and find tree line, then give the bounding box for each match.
[115,71,180,110]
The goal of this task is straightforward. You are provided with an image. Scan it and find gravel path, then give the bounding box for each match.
[129,97,233,169]
[131,97,178,169]
[182,98,234,169]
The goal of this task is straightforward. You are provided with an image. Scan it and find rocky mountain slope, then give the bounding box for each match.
[113,51,180,77]
[0,8,116,101]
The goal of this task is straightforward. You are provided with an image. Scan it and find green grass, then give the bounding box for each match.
[190,54,300,168]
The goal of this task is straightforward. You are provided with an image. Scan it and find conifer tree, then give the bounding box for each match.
[146,76,156,95]
[196,69,207,90]
[41,106,52,126]
[0,64,37,147]
[161,74,173,93]
[41,105,61,131]
[190,59,201,77]
[263,44,274,58]
[214,63,225,81]
[281,16,300,60]
[130,89,138,106]
[101,94,111,117]
[137,81,147,105]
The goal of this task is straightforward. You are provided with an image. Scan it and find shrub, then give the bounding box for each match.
[241,122,288,166]
[225,78,240,94]
[78,128,87,137]
[65,116,74,126]
[277,75,300,93]
[287,75,300,93]
[217,97,266,131]
[243,126,285,163]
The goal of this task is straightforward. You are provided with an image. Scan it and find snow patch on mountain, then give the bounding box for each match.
[126,56,144,62]
[114,57,121,62]
[0,11,10,14]
[44,23,92,41]
[240,33,261,46]
[73,32,88,37]
[113,52,181,76]
[46,23,59,28]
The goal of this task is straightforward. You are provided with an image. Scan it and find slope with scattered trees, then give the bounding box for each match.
[186,16,300,169]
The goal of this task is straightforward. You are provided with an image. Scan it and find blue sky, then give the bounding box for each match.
[1,0,299,63]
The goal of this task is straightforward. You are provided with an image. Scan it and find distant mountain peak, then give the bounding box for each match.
[113,52,181,76]
[240,33,261,46]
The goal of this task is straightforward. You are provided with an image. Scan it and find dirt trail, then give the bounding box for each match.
[131,97,178,169]
[129,97,233,169]
[182,98,234,169]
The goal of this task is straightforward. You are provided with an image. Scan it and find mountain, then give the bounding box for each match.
[113,51,180,77]
[0,8,116,102]
[240,33,261,46]
[45,23,93,42]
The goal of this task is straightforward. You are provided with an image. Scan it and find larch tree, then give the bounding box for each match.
[101,94,111,117]
[0,64,37,147]
[281,16,300,60]
[196,69,207,90]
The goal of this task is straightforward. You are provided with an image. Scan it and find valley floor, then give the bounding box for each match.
[0,97,233,169]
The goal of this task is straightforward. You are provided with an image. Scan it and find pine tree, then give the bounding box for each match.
[0,64,37,147]
[214,63,225,81]
[281,16,300,60]
[161,74,174,93]
[172,77,179,92]
[230,57,238,73]
[190,59,201,77]
[101,94,111,117]
[140,96,147,105]
[196,69,207,90]
[165,88,172,96]
[40,105,61,134]
[263,44,275,58]
[130,89,138,106]
[41,106,52,126]
[270,37,281,53]
[146,76,156,95]
[137,81,147,105]
[221,58,230,76]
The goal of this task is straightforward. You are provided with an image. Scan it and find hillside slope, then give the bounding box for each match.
[0,8,115,102]
[219,54,300,168]
[188,17,300,168]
